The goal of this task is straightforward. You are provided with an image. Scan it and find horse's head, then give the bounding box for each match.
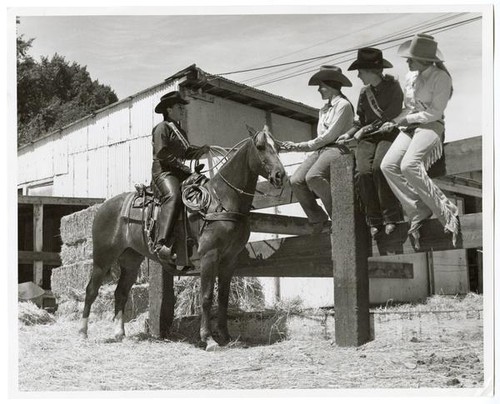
[247,125,286,188]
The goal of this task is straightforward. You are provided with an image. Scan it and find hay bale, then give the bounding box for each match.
[18,301,55,326]
[174,276,265,317]
[59,239,94,266]
[51,260,94,298]
[51,260,120,298]
[170,309,286,345]
[124,284,149,321]
[60,204,101,245]
[55,284,149,322]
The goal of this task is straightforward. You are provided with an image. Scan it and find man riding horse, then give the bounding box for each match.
[151,91,210,265]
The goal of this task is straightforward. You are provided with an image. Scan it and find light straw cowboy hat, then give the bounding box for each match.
[308,65,352,87]
[347,47,393,71]
[398,33,444,62]
[155,91,190,113]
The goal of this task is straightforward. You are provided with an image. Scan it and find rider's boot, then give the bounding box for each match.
[154,203,178,266]
[154,241,177,266]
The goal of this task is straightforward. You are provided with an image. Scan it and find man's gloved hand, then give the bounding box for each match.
[190,144,211,160]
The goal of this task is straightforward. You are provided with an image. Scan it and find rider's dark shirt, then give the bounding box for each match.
[151,120,198,177]
[355,75,404,128]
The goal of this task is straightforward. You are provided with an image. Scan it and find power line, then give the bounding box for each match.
[242,13,465,86]
[216,14,480,79]
[245,15,481,88]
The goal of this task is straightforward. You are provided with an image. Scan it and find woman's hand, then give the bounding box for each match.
[281,141,297,151]
[378,121,397,133]
[336,133,352,145]
[190,144,210,160]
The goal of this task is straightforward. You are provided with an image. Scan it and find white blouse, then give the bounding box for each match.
[297,95,354,151]
[402,65,453,125]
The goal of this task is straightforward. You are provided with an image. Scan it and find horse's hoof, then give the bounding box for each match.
[205,340,221,352]
[78,331,88,340]
[114,333,125,342]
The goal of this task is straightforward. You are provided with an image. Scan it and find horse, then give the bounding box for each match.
[78,125,286,351]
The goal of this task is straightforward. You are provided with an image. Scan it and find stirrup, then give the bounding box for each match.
[370,226,380,237]
[154,244,177,265]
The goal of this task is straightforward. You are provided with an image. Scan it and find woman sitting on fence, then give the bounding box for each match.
[282,65,354,233]
[337,47,404,237]
[379,33,459,247]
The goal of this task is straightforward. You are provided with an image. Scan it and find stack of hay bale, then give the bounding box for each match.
[51,204,150,321]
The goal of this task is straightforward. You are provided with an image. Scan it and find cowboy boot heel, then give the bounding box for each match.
[409,229,421,250]
[385,223,396,235]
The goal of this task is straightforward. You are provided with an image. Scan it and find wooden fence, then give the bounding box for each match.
[149,135,483,346]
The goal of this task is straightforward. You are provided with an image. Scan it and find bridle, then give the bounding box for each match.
[214,131,285,198]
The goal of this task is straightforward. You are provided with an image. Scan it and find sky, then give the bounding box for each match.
[12,6,490,142]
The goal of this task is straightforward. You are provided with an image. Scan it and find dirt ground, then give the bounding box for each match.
[16,295,484,393]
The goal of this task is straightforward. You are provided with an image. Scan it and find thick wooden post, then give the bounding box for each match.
[33,203,44,287]
[330,154,371,347]
[148,262,175,338]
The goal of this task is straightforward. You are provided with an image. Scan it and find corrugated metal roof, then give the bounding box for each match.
[18,64,318,151]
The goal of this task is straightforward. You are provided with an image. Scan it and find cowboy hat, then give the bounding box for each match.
[154,91,189,113]
[308,65,352,87]
[347,47,393,70]
[398,33,444,62]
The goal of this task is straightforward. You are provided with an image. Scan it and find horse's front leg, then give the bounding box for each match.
[216,261,236,345]
[199,248,219,351]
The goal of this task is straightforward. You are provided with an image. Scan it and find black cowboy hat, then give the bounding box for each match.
[154,91,189,113]
[308,65,352,87]
[347,47,393,71]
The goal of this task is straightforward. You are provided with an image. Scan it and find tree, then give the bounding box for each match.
[17,35,118,146]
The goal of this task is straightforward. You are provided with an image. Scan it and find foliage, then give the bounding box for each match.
[17,34,118,146]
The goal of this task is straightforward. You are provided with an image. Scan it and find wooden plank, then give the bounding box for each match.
[18,195,105,206]
[33,204,44,286]
[437,136,482,176]
[18,251,62,266]
[371,212,482,256]
[329,154,371,347]
[248,212,316,235]
[253,182,294,209]
[368,262,413,279]
[148,265,175,338]
[433,179,482,198]
[231,212,482,277]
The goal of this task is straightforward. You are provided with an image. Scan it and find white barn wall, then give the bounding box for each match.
[18,81,178,197]
[186,96,268,147]
[87,147,108,198]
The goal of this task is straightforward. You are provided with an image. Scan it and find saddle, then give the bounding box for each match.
[128,171,209,268]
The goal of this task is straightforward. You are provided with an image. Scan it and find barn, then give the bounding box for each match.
[17,64,482,309]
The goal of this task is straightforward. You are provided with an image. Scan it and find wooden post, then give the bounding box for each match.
[330,154,371,347]
[148,263,175,338]
[33,203,44,287]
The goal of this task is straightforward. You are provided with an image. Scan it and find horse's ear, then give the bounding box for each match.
[246,124,257,137]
